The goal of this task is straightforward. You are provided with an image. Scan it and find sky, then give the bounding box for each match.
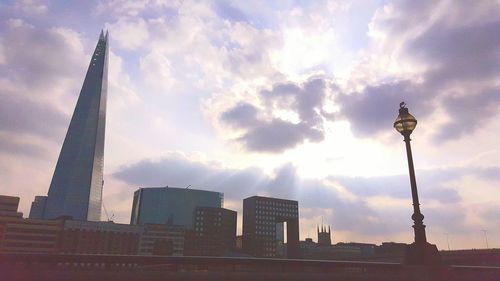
[0,0,499,250]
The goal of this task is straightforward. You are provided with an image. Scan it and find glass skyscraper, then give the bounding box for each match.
[32,31,109,221]
[130,187,223,228]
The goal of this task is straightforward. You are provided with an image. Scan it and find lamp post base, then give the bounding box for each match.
[404,242,441,265]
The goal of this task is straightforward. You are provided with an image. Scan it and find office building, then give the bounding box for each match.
[38,31,109,221]
[0,197,62,253]
[139,224,185,256]
[242,196,299,258]
[60,220,142,255]
[184,207,237,256]
[28,196,47,219]
[130,187,223,228]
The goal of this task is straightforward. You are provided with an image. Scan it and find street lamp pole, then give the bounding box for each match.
[403,131,427,245]
[394,102,440,265]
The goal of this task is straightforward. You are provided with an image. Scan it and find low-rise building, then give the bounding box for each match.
[139,224,185,256]
[60,220,142,255]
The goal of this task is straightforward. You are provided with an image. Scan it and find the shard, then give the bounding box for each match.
[41,31,108,221]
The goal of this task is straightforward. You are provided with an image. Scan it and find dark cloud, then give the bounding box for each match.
[433,87,500,142]
[337,80,433,137]
[407,16,500,86]
[0,134,48,158]
[213,1,248,22]
[0,92,67,140]
[0,19,86,89]
[220,77,330,152]
[220,102,259,128]
[337,0,500,141]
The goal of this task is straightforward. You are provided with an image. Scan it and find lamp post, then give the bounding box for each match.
[394,102,440,265]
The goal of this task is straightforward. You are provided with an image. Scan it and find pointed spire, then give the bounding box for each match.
[105,30,109,41]
[99,29,105,40]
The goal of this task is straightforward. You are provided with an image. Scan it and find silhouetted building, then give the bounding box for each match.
[28,196,47,219]
[0,196,22,218]
[184,207,236,256]
[33,31,109,221]
[139,224,185,256]
[0,218,63,253]
[130,187,223,228]
[317,224,331,246]
[336,242,376,258]
[0,198,62,253]
[60,220,141,255]
[300,238,361,260]
[236,235,243,251]
[242,196,299,258]
[375,242,407,256]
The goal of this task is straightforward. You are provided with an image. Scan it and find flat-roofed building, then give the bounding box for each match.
[130,187,223,228]
[185,207,237,256]
[0,196,22,216]
[139,224,185,256]
[60,220,142,255]
[0,218,63,253]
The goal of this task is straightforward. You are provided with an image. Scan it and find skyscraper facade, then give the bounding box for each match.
[130,187,223,228]
[41,31,109,221]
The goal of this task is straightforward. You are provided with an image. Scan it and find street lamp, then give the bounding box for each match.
[394,102,440,265]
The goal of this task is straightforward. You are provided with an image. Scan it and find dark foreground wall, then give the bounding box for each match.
[1,253,499,281]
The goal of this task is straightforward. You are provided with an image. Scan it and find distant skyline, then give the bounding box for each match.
[0,0,499,250]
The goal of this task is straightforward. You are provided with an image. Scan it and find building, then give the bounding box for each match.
[34,31,109,221]
[300,238,361,260]
[0,218,64,253]
[184,207,237,256]
[60,220,142,255]
[0,196,22,218]
[0,196,62,253]
[28,196,47,219]
[317,224,331,246]
[336,242,376,258]
[242,196,299,258]
[130,187,223,228]
[139,224,185,256]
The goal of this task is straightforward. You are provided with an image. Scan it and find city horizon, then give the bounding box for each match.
[0,0,499,253]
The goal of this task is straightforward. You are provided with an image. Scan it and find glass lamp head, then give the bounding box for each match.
[394,102,417,135]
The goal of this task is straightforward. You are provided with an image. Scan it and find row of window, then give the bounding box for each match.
[195,222,222,226]
[256,210,297,216]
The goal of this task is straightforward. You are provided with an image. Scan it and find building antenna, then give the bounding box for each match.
[444,232,451,251]
[481,229,489,249]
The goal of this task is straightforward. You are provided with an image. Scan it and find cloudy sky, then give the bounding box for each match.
[1,0,499,250]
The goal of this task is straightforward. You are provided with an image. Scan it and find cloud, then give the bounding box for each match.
[0,19,91,156]
[1,19,86,90]
[220,77,331,152]
[337,80,433,137]
[0,91,67,139]
[340,0,500,142]
[106,17,149,50]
